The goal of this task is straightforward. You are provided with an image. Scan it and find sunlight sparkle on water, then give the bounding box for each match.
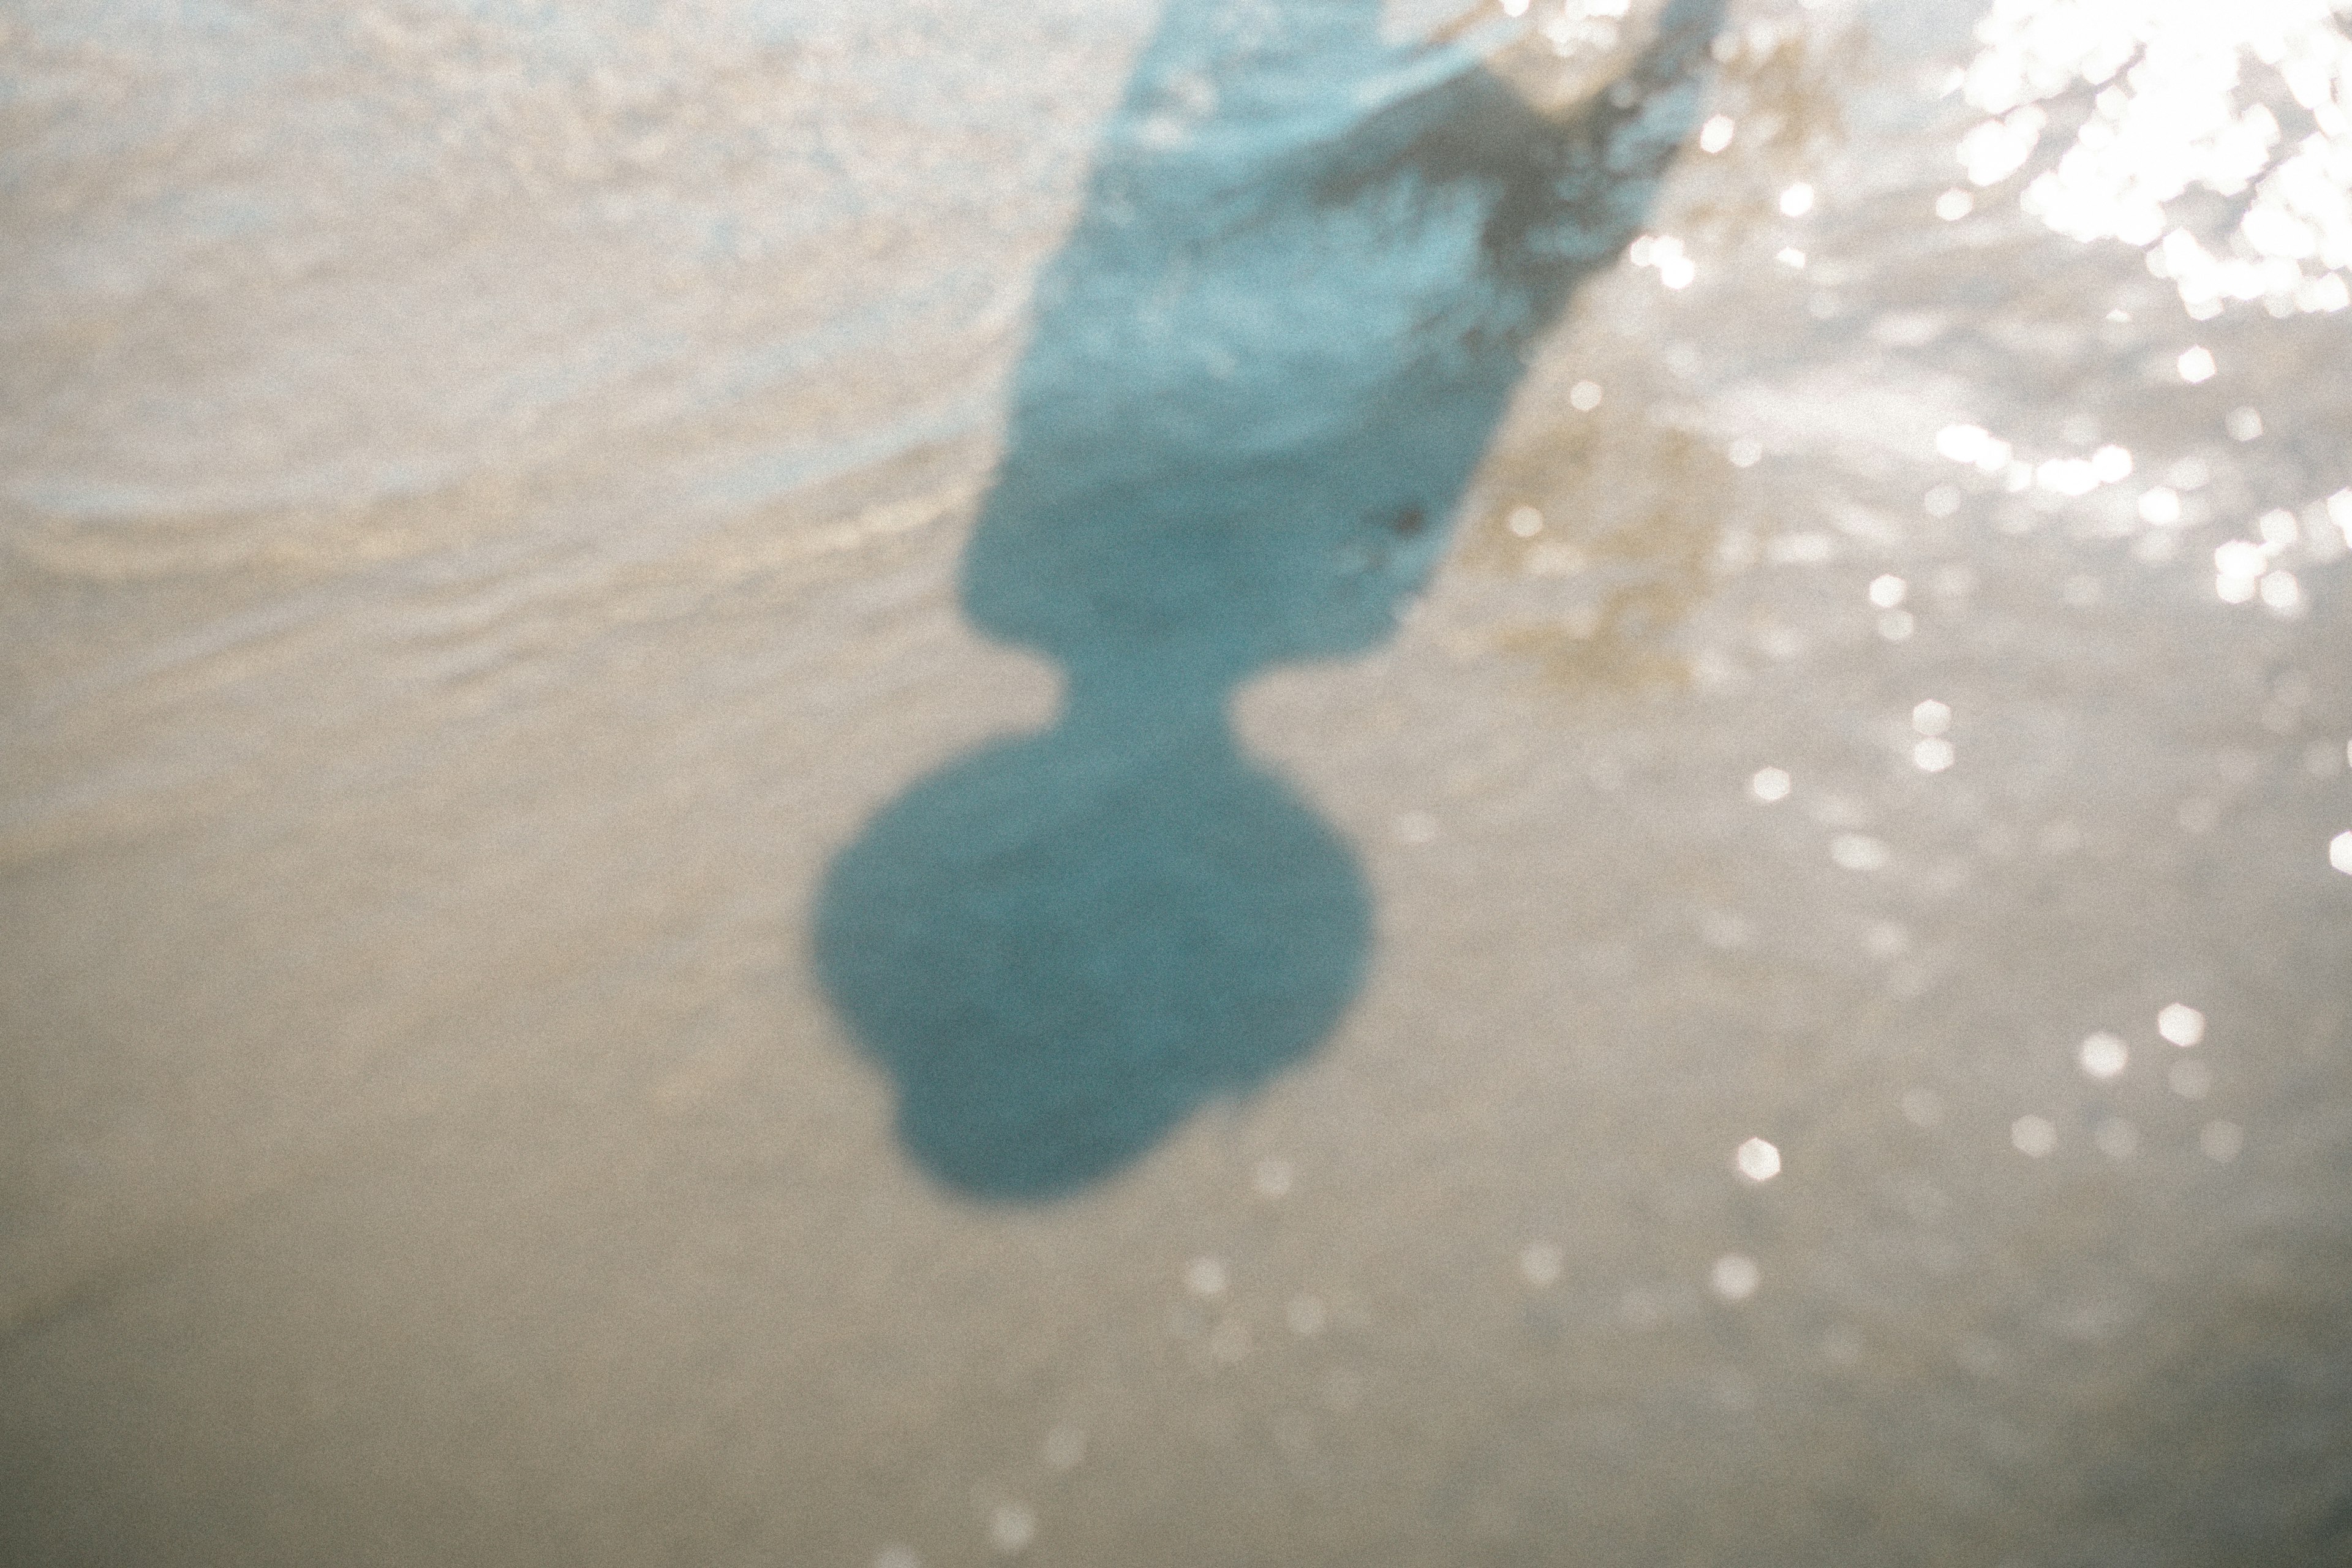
[2158,1003,2207,1046]
[1735,1137,1782,1182]
[1751,766,1792,803]
[1630,233,1696,289]
[2079,1031,2129,1079]
[1936,423,2014,470]
[1709,1253,1760,1303]
[1964,0,2352,319]
[2216,539,2269,602]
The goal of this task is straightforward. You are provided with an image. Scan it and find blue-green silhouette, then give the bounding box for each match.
[817,0,1725,1200]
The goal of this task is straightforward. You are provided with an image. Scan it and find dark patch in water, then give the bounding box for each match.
[816,0,1725,1200]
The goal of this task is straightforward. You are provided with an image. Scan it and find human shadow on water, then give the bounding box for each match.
[817,0,1726,1200]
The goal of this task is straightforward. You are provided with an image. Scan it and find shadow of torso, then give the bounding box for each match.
[818,0,1723,1200]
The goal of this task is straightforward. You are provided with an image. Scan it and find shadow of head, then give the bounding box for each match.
[820,720,1367,1199]
[818,0,1726,1201]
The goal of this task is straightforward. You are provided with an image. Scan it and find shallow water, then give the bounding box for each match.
[6,2,2352,1564]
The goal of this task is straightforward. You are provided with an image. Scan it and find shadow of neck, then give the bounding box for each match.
[1052,644,1257,753]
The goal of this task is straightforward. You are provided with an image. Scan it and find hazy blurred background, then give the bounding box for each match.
[6,1,2352,1564]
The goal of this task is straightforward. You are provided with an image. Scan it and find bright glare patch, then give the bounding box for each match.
[1870,574,1909,608]
[2215,539,2267,577]
[1507,505,1544,537]
[1960,106,2046,186]
[2215,538,2268,602]
[1735,1137,1782,1183]
[1914,737,1956,772]
[1709,1253,1761,1302]
[1936,188,1976,221]
[1751,766,1792,803]
[1569,379,1604,412]
[2079,1031,2129,1080]
[1912,699,1953,735]
[2158,1003,2207,1047]
[2332,829,2352,874]
[1777,247,1808,268]
[1781,182,1817,217]
[1701,114,1736,154]
[2012,1115,2058,1156]
[1632,233,1696,289]
[1964,1,2352,320]
[2179,345,2217,383]
[1937,423,2005,466]
[2038,457,2102,496]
